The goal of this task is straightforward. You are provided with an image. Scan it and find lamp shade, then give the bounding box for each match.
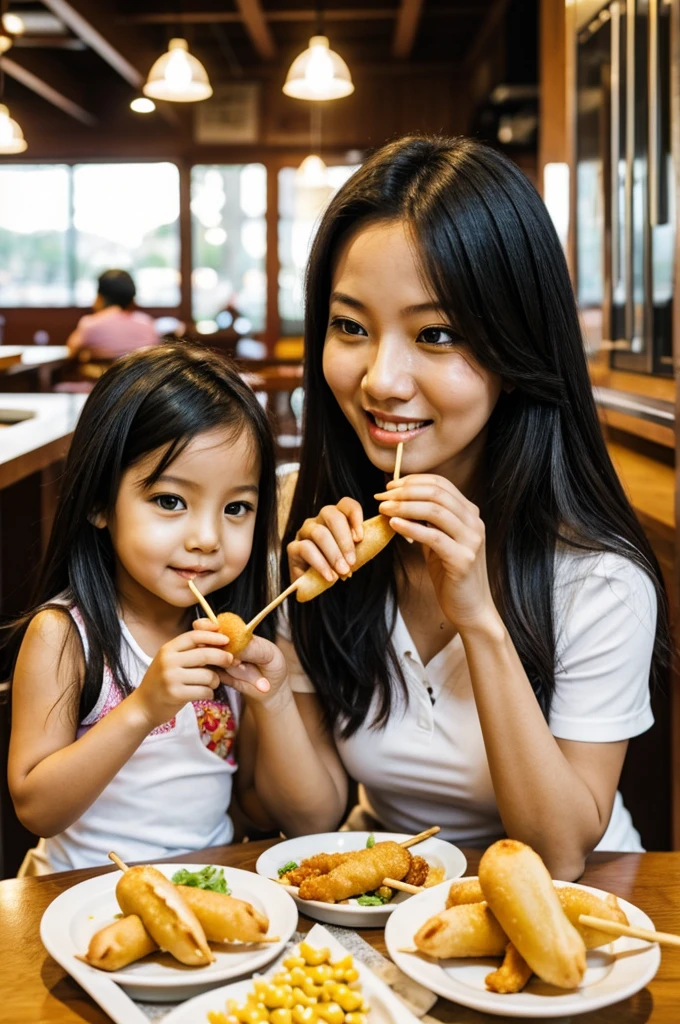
[297,154,328,187]
[143,38,213,103]
[283,36,354,101]
[0,33,12,53]
[0,104,27,153]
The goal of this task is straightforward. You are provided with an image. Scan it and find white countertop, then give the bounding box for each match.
[0,345,71,367]
[0,392,87,486]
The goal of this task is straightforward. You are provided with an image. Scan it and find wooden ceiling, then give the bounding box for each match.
[1,0,506,128]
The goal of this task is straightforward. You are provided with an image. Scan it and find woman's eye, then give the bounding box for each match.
[417,326,461,347]
[225,501,253,518]
[329,316,367,337]
[153,494,185,511]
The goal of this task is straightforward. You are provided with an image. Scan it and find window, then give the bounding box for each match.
[0,162,180,308]
[0,165,70,306]
[278,164,359,336]
[190,164,267,335]
[73,163,180,307]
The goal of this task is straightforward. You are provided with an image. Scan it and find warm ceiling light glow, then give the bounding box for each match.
[0,33,12,53]
[143,38,212,103]
[2,12,24,35]
[130,97,156,113]
[283,36,354,101]
[297,153,328,187]
[0,103,27,153]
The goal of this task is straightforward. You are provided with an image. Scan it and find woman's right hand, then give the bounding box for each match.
[131,630,233,731]
[288,497,365,583]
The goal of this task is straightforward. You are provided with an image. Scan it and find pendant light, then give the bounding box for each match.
[143,38,212,103]
[0,103,26,153]
[297,106,327,186]
[283,2,353,101]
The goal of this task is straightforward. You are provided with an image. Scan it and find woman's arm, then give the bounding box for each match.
[9,610,232,837]
[377,475,649,879]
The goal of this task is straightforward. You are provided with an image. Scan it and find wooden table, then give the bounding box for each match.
[0,346,73,392]
[2,840,680,1023]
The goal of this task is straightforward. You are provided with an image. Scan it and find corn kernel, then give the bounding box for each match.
[300,942,331,965]
[345,1014,367,1024]
[331,955,353,972]
[292,988,314,1008]
[270,1011,293,1024]
[289,967,308,987]
[315,1002,344,1024]
[307,965,334,984]
[283,956,306,970]
[333,987,363,1013]
[301,978,322,999]
[292,1008,317,1024]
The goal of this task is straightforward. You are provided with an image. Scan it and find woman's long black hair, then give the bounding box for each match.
[6,342,277,720]
[282,134,670,738]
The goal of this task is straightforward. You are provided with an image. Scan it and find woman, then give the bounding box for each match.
[237,135,668,880]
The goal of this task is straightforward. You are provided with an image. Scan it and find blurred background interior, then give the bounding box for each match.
[0,0,679,874]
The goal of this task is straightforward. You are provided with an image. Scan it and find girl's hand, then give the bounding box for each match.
[192,619,290,708]
[132,630,233,730]
[288,497,364,583]
[375,474,496,632]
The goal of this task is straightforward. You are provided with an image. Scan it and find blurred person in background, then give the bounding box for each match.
[67,269,158,360]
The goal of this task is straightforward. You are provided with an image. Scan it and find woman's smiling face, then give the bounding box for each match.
[322,219,503,487]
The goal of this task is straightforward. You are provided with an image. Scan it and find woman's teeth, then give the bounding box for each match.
[373,416,427,433]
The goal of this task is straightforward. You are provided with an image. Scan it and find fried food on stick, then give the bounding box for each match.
[414,901,508,958]
[403,855,429,889]
[77,914,157,972]
[116,865,213,966]
[215,612,253,656]
[177,887,270,943]
[295,515,395,603]
[298,841,411,903]
[282,852,352,887]
[485,943,533,994]
[479,840,586,990]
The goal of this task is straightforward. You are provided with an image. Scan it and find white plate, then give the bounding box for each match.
[163,922,423,1024]
[40,863,298,1002]
[385,877,661,1018]
[255,832,466,928]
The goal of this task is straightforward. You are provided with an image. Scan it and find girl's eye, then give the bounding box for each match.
[225,501,254,518]
[153,494,186,511]
[329,316,367,337]
[417,326,462,347]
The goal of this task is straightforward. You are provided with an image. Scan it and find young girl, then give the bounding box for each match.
[7,343,287,872]
[236,135,670,880]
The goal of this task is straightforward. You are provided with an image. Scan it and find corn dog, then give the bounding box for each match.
[215,612,253,656]
[485,942,533,994]
[295,516,395,602]
[282,852,352,886]
[177,887,270,943]
[478,840,586,989]
[414,901,508,958]
[77,914,157,972]
[299,841,411,903]
[116,865,213,966]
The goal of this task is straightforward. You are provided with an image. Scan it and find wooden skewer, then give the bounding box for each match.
[578,914,680,948]
[187,579,219,625]
[393,440,404,483]
[397,947,419,954]
[400,826,441,848]
[109,851,129,873]
[245,579,300,632]
[383,876,424,894]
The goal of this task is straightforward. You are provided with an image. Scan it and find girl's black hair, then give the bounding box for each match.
[7,342,277,720]
[282,134,670,738]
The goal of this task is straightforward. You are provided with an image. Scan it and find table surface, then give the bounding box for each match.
[1,840,679,1024]
[0,345,71,367]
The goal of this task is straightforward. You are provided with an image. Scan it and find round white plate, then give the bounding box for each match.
[255,832,466,928]
[40,863,298,1002]
[385,877,661,1018]
[163,922,421,1024]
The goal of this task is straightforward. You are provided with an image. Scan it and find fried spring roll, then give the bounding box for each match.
[479,840,586,990]
[77,914,157,971]
[116,865,213,966]
[414,901,508,958]
[485,942,533,994]
[298,842,411,903]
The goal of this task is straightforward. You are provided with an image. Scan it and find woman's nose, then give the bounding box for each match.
[361,339,416,403]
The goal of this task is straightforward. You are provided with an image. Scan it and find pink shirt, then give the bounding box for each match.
[70,306,158,359]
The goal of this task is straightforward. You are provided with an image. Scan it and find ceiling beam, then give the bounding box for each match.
[1,53,98,125]
[12,36,87,50]
[234,0,276,59]
[393,0,424,58]
[39,0,180,125]
[463,0,512,74]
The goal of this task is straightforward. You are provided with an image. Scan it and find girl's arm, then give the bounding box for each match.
[192,619,348,837]
[375,474,642,879]
[9,610,233,837]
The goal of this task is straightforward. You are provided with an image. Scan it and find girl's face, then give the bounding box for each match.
[322,219,503,488]
[100,427,260,619]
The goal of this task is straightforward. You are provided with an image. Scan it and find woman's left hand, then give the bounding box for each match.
[375,474,497,632]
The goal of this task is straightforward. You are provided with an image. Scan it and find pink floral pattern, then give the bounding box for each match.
[193,701,236,763]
